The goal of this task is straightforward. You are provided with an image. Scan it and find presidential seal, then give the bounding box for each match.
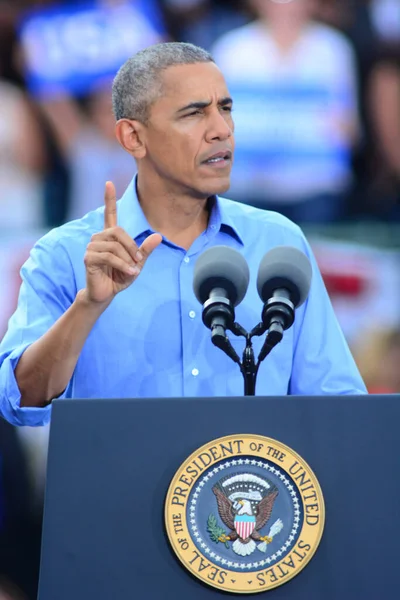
[165,434,324,594]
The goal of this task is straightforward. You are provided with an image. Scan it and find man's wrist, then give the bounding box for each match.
[75,289,113,316]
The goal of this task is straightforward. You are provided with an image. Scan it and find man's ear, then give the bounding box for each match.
[115,119,146,159]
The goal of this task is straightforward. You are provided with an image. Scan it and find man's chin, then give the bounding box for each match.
[200,175,231,198]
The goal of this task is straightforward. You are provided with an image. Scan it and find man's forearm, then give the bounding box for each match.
[16,290,110,408]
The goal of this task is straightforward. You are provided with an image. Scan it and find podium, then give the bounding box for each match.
[38,395,400,599]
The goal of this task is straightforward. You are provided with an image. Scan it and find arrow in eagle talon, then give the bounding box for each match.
[257,519,284,553]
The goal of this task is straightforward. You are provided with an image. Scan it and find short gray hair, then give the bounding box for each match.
[112,42,214,123]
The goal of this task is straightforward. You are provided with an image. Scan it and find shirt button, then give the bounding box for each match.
[192,368,199,377]
[184,256,190,263]
[189,310,196,319]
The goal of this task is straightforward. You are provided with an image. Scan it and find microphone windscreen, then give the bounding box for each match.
[257,246,312,308]
[193,246,250,306]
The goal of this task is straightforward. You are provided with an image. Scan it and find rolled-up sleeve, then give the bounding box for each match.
[0,235,76,426]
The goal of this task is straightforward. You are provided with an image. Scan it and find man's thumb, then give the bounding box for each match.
[139,233,163,261]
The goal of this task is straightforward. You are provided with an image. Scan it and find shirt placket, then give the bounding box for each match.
[179,229,217,396]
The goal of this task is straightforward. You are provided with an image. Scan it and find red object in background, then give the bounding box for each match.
[321,271,368,297]
[368,386,397,394]
[313,247,373,299]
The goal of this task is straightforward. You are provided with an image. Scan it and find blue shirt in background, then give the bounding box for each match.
[0,178,366,426]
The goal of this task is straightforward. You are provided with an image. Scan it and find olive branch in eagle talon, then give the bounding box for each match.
[207,514,230,549]
[208,481,282,557]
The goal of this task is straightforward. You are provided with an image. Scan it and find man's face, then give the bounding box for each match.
[140,62,235,199]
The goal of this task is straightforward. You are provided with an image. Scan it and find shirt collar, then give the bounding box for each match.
[117,178,153,241]
[118,176,244,245]
[209,195,244,246]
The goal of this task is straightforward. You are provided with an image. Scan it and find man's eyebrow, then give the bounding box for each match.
[219,97,233,107]
[176,97,233,113]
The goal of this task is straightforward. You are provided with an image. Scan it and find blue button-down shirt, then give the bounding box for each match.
[0,179,366,426]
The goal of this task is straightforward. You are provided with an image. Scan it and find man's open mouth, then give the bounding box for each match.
[202,151,232,165]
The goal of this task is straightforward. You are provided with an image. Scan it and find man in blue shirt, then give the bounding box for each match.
[0,42,366,427]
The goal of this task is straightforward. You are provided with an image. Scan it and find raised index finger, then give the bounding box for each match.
[104,181,117,229]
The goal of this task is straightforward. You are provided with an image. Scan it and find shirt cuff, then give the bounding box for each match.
[0,343,67,427]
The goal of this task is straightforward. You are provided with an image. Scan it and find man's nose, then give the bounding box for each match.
[206,110,233,142]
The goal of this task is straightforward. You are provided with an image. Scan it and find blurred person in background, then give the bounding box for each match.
[366,54,400,219]
[39,82,135,222]
[211,0,361,224]
[162,0,250,50]
[317,0,400,220]
[354,328,400,393]
[19,0,167,223]
[0,44,45,231]
[0,0,68,229]
[348,0,400,220]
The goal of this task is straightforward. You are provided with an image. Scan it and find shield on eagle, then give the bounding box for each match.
[234,515,256,540]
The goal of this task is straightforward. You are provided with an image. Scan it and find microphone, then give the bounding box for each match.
[193,246,250,357]
[255,246,312,359]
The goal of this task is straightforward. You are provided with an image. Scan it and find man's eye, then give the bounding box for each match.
[186,110,201,117]
[222,106,233,113]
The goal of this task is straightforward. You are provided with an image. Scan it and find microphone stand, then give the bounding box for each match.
[241,335,257,396]
[209,321,281,397]
[202,293,295,396]
[234,326,280,396]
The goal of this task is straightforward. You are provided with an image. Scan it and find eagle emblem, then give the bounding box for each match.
[208,473,283,557]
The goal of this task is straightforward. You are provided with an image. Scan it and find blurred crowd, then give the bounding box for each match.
[0,0,399,231]
[0,0,399,598]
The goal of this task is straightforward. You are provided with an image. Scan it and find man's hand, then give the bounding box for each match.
[83,181,162,305]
